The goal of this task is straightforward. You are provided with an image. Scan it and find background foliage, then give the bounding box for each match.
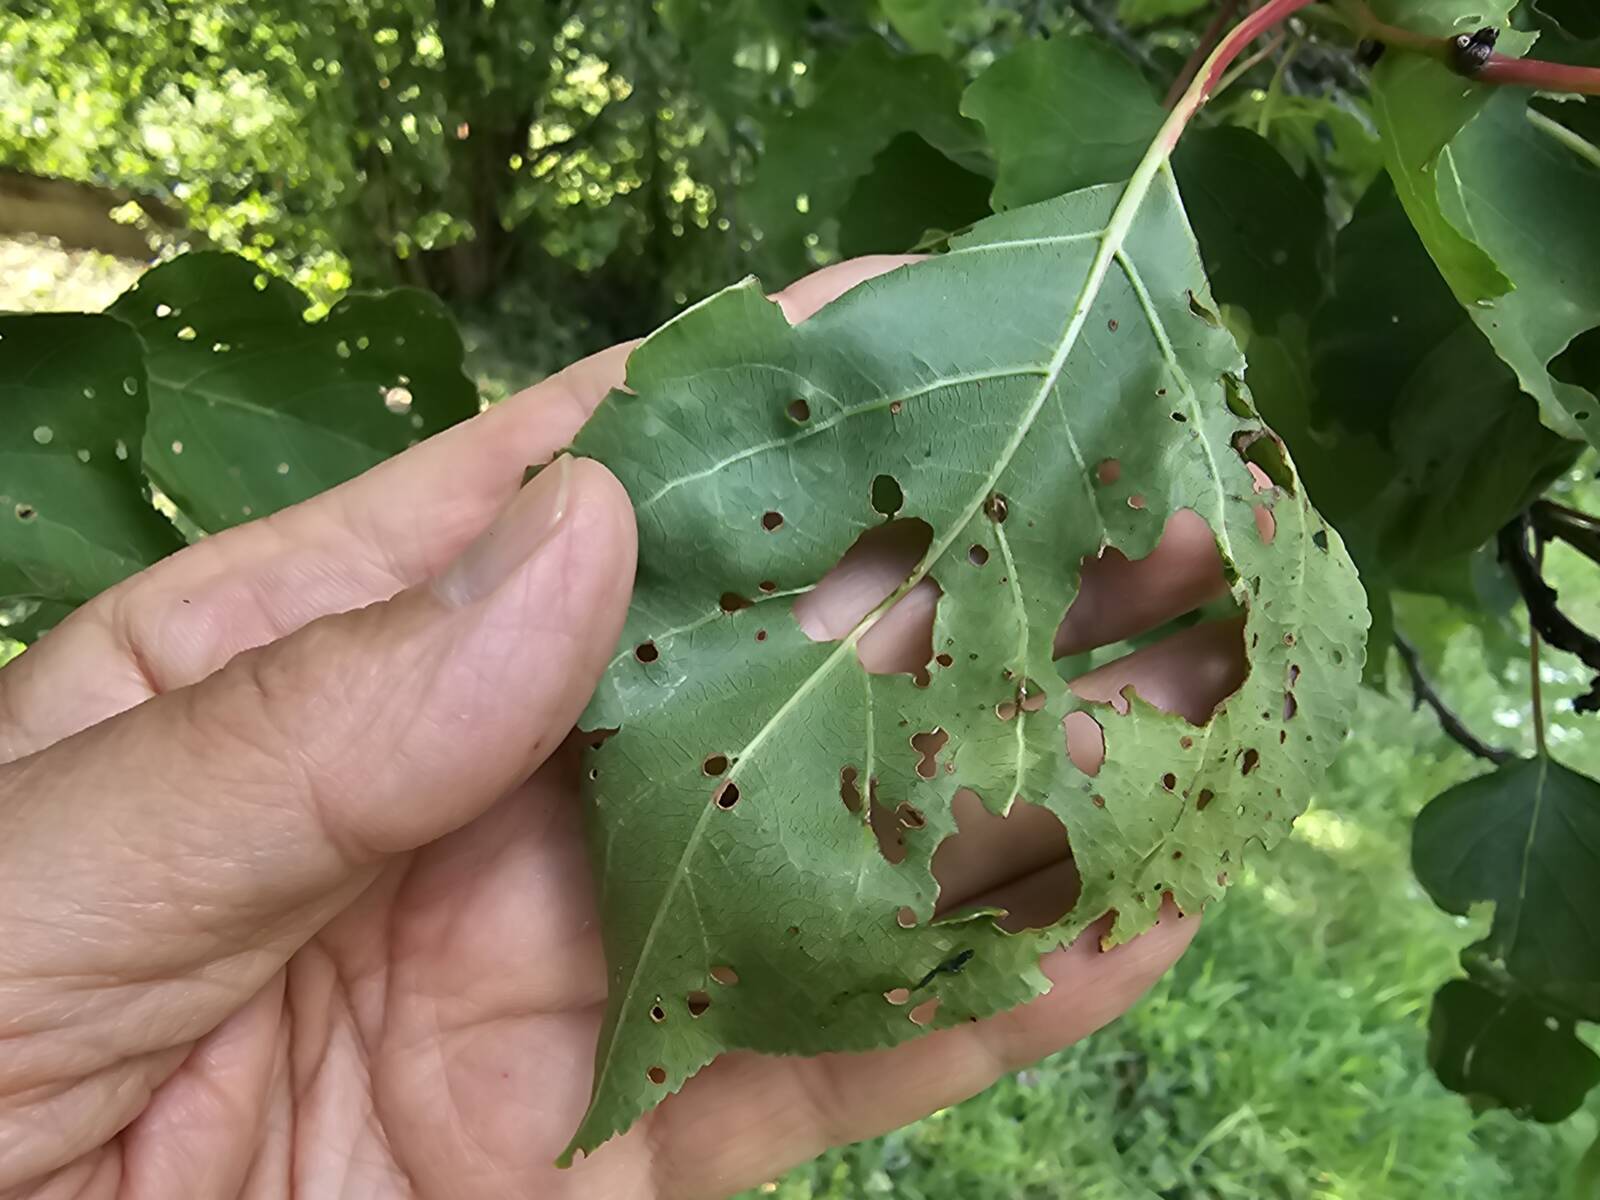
[6,0,1600,1193]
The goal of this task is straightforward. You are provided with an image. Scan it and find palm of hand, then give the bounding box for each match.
[1,260,1221,1199]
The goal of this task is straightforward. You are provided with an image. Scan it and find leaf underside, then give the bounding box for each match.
[564,173,1368,1158]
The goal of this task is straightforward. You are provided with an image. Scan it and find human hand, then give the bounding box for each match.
[0,258,1230,1199]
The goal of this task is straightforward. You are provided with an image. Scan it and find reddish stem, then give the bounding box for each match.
[1478,54,1600,97]
[1163,0,1244,108]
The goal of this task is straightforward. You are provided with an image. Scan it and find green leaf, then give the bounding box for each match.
[744,40,990,279]
[1413,757,1600,1016]
[1247,182,1575,581]
[1171,126,1329,332]
[1428,977,1600,1123]
[961,36,1164,210]
[0,312,183,616]
[107,253,478,533]
[1431,93,1600,447]
[1116,0,1208,27]
[837,132,994,257]
[564,166,1368,1155]
[880,0,983,55]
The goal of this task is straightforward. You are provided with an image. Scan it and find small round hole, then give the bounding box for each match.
[884,987,910,1005]
[687,991,711,1017]
[719,591,752,613]
[984,493,1009,522]
[647,1066,667,1085]
[1161,773,1176,791]
[714,781,741,809]
[786,398,811,422]
[896,906,917,929]
[649,1003,666,1023]
[710,965,739,986]
[702,754,730,776]
[968,544,989,566]
[758,579,777,593]
[635,641,659,663]
[761,511,784,531]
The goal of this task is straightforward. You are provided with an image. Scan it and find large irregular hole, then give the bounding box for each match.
[793,518,940,677]
[911,728,949,779]
[932,789,1079,932]
[1064,711,1105,776]
[1055,511,1229,657]
[1069,618,1248,725]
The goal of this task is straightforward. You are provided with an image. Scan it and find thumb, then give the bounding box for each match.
[0,458,632,1081]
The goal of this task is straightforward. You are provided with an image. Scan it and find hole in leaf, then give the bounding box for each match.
[1240,748,1260,775]
[755,629,768,641]
[794,518,940,679]
[935,652,953,668]
[787,398,811,423]
[1197,788,1215,810]
[871,473,904,517]
[1128,494,1146,510]
[968,544,989,566]
[1254,504,1276,545]
[869,777,908,863]
[909,998,941,1026]
[1107,318,1119,332]
[649,1003,666,1023]
[15,504,36,522]
[1289,664,1301,686]
[984,492,1009,522]
[703,754,729,776]
[911,728,949,779]
[1019,677,1046,712]
[720,591,752,613]
[635,640,659,663]
[1161,773,1176,791]
[996,699,1019,721]
[932,790,1079,932]
[884,987,911,1005]
[710,965,739,986]
[1232,430,1295,493]
[762,510,784,531]
[759,579,777,593]
[1312,529,1329,551]
[714,780,741,809]
[840,766,863,814]
[1064,711,1105,776]
[1283,693,1298,720]
[1096,459,1122,486]
[647,1066,667,1085]
[896,906,917,928]
[687,991,711,1017]
[1187,290,1221,326]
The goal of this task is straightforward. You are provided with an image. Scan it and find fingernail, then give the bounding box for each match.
[433,455,573,608]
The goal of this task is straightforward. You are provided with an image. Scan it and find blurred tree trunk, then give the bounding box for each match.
[0,170,185,260]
